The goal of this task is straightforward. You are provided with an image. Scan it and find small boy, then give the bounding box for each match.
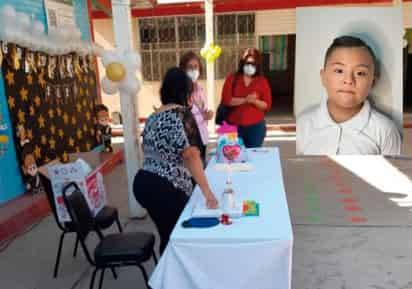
[95,104,113,153]
[297,35,401,155]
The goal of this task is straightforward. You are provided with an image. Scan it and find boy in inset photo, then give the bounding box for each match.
[296,35,401,155]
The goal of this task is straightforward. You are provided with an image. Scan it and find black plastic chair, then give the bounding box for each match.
[62,182,157,289]
[41,173,123,278]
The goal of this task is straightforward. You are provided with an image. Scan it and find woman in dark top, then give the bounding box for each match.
[133,67,218,255]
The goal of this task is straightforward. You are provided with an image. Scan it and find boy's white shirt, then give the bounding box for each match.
[296,97,401,155]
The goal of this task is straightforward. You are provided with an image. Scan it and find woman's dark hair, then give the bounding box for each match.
[324,35,380,79]
[160,67,193,106]
[236,47,263,77]
[179,51,203,76]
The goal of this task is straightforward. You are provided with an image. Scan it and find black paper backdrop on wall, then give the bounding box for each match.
[2,41,99,166]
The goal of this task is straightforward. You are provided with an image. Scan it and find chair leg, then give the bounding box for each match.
[98,268,106,289]
[53,231,66,278]
[138,264,150,289]
[115,217,123,233]
[73,236,79,257]
[152,251,158,265]
[90,268,98,289]
[110,267,118,279]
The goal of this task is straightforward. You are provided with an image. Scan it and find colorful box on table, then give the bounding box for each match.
[216,122,248,164]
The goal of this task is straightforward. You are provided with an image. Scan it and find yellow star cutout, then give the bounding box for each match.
[29,105,35,116]
[89,102,93,110]
[56,107,62,117]
[79,87,84,97]
[90,128,95,136]
[86,142,91,151]
[89,77,95,86]
[49,138,56,149]
[34,95,41,107]
[8,96,15,109]
[62,151,69,162]
[17,109,25,123]
[71,116,77,126]
[85,89,90,97]
[69,137,75,147]
[50,125,56,135]
[27,74,33,85]
[38,115,45,128]
[41,135,47,145]
[76,146,81,153]
[84,75,88,83]
[20,87,29,102]
[34,145,41,159]
[58,129,64,139]
[83,124,88,132]
[76,103,82,112]
[5,70,14,86]
[48,109,55,119]
[63,113,69,124]
[27,129,33,140]
[82,99,87,108]
[76,129,82,140]
[85,111,91,121]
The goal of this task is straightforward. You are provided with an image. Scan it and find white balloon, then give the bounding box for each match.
[16,12,31,31]
[91,43,105,57]
[102,77,119,95]
[101,51,119,67]
[1,5,16,20]
[120,73,140,95]
[32,20,45,35]
[122,51,141,71]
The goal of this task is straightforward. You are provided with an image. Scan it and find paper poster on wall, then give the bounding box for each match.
[44,0,76,29]
[48,160,107,222]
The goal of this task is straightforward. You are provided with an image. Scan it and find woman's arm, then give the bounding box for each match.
[221,74,246,107]
[182,146,218,208]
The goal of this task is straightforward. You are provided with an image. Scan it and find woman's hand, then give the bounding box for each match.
[202,110,214,121]
[246,92,258,104]
[205,192,218,209]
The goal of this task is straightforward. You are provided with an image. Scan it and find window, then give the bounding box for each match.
[259,35,288,71]
[139,13,255,81]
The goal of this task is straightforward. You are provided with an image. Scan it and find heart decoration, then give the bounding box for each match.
[222,144,241,162]
[200,42,222,63]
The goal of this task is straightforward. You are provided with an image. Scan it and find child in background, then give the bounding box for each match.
[95,104,113,153]
[297,35,401,155]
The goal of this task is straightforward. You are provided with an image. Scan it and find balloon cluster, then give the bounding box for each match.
[0,5,91,56]
[200,42,222,63]
[101,50,142,96]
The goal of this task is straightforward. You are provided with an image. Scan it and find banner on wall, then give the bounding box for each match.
[44,0,76,29]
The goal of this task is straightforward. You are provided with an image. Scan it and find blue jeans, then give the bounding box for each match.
[237,120,266,148]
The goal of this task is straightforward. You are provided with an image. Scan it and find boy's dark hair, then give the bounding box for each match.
[324,35,380,79]
[179,51,203,76]
[160,67,193,106]
[95,104,109,114]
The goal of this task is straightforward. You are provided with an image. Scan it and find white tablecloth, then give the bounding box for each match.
[149,147,294,289]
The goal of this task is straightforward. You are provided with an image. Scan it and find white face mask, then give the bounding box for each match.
[243,64,256,76]
[187,69,200,82]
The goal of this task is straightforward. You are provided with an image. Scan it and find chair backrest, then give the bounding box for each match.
[62,182,95,242]
[40,173,66,231]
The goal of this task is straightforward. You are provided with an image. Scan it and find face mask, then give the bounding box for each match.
[243,64,256,76]
[187,69,200,82]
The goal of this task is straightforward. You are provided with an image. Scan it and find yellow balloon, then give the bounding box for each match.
[200,43,222,63]
[106,62,126,82]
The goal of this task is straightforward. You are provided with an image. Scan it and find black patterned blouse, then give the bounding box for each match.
[142,106,202,194]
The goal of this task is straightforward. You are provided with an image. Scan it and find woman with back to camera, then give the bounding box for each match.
[133,67,218,255]
[221,48,272,148]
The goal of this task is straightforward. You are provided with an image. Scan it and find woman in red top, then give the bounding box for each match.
[221,48,272,147]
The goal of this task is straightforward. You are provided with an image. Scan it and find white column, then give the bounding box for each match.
[111,0,146,218]
[205,0,216,132]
